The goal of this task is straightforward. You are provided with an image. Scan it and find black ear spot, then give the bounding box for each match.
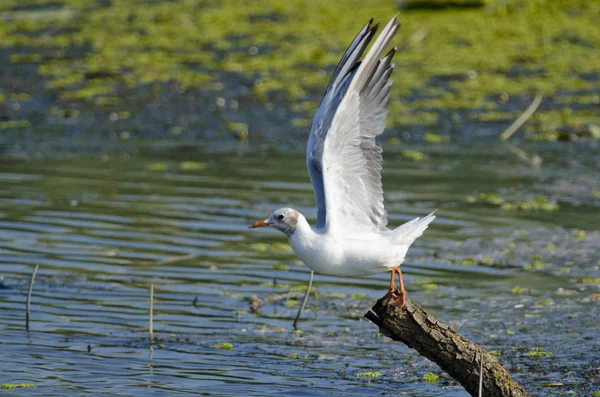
[277,214,285,220]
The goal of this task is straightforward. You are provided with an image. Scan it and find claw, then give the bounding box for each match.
[385,267,407,308]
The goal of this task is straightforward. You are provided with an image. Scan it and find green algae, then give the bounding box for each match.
[402,150,427,161]
[355,371,382,378]
[213,343,234,350]
[0,0,598,141]
[525,347,552,357]
[466,193,559,211]
[0,384,35,389]
[422,372,440,383]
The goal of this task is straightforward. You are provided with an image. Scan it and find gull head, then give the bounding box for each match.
[249,208,299,237]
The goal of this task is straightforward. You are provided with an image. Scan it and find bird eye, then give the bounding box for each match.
[277,214,285,220]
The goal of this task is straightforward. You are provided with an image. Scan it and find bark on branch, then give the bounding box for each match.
[365,294,530,397]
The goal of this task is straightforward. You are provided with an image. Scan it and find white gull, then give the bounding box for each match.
[250,15,435,307]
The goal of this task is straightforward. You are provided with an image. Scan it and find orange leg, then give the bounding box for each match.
[387,266,407,308]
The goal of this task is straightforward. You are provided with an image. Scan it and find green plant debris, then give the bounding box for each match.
[355,371,382,378]
[502,197,559,212]
[0,0,598,139]
[0,120,31,129]
[489,350,501,356]
[213,343,234,350]
[466,193,504,205]
[0,384,35,389]
[147,163,168,172]
[284,299,299,307]
[387,137,401,146]
[529,254,546,270]
[180,161,207,171]
[423,133,449,143]
[467,193,559,211]
[574,230,586,239]
[349,292,367,299]
[402,150,426,161]
[272,264,289,271]
[576,278,600,284]
[536,299,553,306]
[227,122,249,141]
[511,286,526,295]
[251,242,291,253]
[448,258,476,266]
[591,392,600,397]
[525,347,552,357]
[423,372,440,383]
[9,93,31,101]
[413,279,439,290]
[289,353,298,359]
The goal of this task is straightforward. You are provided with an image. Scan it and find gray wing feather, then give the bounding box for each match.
[317,16,400,233]
[307,20,377,229]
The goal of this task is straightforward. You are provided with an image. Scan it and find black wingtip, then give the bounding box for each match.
[385,47,397,59]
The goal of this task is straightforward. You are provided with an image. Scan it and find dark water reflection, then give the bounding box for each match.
[1,143,599,396]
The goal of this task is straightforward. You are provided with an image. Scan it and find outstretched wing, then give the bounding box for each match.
[306,16,399,233]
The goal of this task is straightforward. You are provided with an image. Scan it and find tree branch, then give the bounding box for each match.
[365,294,530,397]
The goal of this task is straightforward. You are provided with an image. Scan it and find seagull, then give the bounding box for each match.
[250,15,435,308]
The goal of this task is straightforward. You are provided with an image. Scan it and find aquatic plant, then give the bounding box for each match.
[0,384,35,389]
[0,0,598,142]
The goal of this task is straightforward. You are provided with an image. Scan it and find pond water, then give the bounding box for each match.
[1,143,599,396]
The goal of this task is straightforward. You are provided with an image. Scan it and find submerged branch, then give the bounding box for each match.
[26,264,39,332]
[499,94,543,141]
[365,294,530,397]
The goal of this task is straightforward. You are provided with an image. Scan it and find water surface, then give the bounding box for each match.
[1,143,599,396]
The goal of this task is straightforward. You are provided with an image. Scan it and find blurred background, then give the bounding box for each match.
[0,1,599,396]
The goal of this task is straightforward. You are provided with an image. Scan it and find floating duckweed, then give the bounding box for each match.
[9,92,31,101]
[355,371,382,378]
[489,350,501,356]
[0,0,597,141]
[180,161,207,171]
[423,133,449,143]
[414,279,439,290]
[213,343,234,350]
[387,137,401,146]
[0,120,31,129]
[448,258,476,266]
[423,372,439,383]
[291,118,311,128]
[511,286,526,295]
[576,278,600,284]
[349,292,367,299]
[574,230,586,239]
[147,163,168,172]
[466,193,504,206]
[0,384,35,389]
[467,193,559,212]
[525,347,552,357]
[530,258,545,270]
[402,150,426,161]
[537,299,553,306]
[289,353,299,359]
[501,196,559,212]
[284,299,299,307]
[272,264,289,271]
[251,243,291,253]
[227,122,249,141]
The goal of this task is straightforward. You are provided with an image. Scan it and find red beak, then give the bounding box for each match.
[249,220,270,229]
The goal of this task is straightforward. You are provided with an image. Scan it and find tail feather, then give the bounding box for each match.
[392,211,436,245]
